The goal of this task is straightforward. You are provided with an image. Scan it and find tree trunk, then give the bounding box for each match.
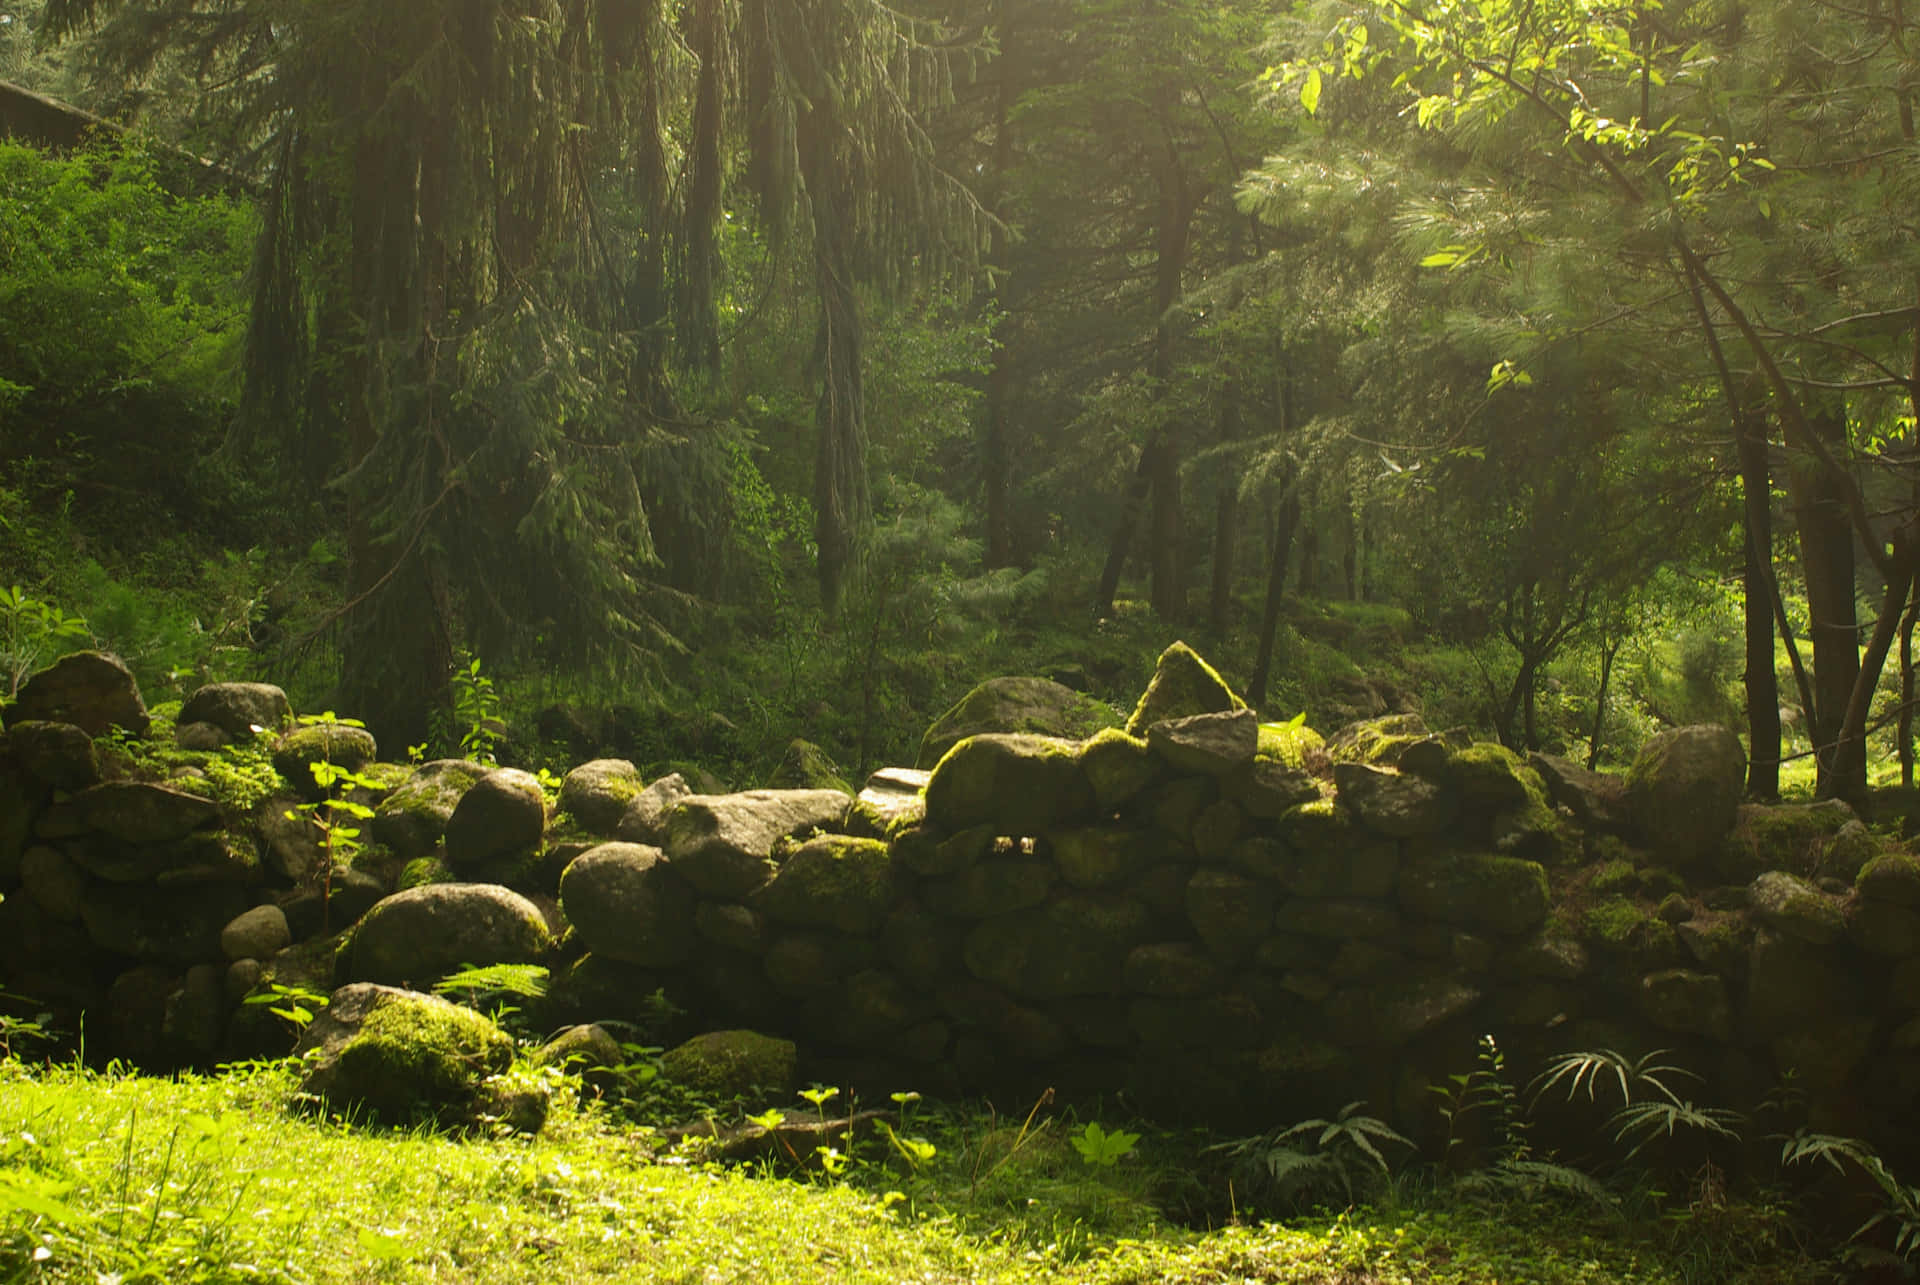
[1789,408,1860,794]
[980,0,1018,570]
[1588,631,1624,769]
[1247,491,1301,709]
[1738,411,1782,798]
[1902,583,1919,788]
[804,113,868,620]
[1209,479,1238,636]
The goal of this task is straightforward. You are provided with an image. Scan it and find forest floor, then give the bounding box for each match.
[0,1057,1853,1284]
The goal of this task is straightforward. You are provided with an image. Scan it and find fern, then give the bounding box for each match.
[1529,1047,1698,1109]
[432,964,551,1001]
[1781,1130,1920,1262]
[1208,1102,1412,1210]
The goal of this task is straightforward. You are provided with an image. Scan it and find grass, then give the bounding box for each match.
[0,1056,1849,1285]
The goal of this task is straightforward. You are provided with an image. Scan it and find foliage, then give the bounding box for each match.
[1781,1131,1920,1265]
[0,582,90,698]
[1206,1101,1413,1212]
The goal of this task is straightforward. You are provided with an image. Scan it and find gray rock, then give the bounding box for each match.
[1330,975,1480,1047]
[963,892,1151,1000]
[922,856,1055,918]
[1146,709,1258,777]
[1504,933,1589,981]
[1529,753,1631,832]
[1184,867,1275,962]
[767,739,853,793]
[1223,759,1322,820]
[443,768,547,876]
[4,651,148,737]
[179,682,293,739]
[70,829,258,886]
[1398,852,1550,936]
[614,773,694,846]
[1859,853,1920,908]
[893,824,993,878]
[661,789,851,898]
[175,722,227,751]
[1638,969,1733,1040]
[349,884,553,988]
[1750,870,1846,945]
[221,904,291,961]
[751,834,895,936]
[8,721,99,790]
[1334,763,1456,838]
[558,759,644,833]
[853,768,930,832]
[76,781,219,844]
[1626,725,1744,866]
[371,760,490,860]
[659,1029,798,1099]
[1124,642,1246,737]
[919,676,1122,770]
[273,723,378,801]
[163,963,229,1058]
[557,842,697,967]
[20,846,85,921]
[695,902,768,953]
[297,983,516,1123]
[255,794,324,881]
[923,735,1095,836]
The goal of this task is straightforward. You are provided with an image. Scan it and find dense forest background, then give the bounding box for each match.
[3,0,1918,805]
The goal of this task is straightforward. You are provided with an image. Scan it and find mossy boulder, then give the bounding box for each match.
[273,722,378,801]
[921,855,1056,918]
[368,760,488,860]
[1256,721,1325,771]
[1848,898,1920,958]
[1124,642,1246,737]
[1324,714,1431,767]
[76,781,220,844]
[297,983,516,1124]
[398,855,455,890]
[1859,852,1920,908]
[179,682,293,739]
[848,767,929,836]
[919,676,1122,769]
[1398,852,1550,937]
[614,772,693,847]
[4,650,148,737]
[1528,753,1631,833]
[1124,941,1225,997]
[1335,763,1456,839]
[557,759,645,833]
[962,892,1152,1000]
[1224,758,1322,821]
[559,842,698,966]
[1638,969,1733,1040]
[8,720,100,790]
[1721,800,1857,883]
[1582,897,1684,973]
[1749,870,1846,945]
[1050,826,1157,889]
[924,734,1094,835]
[661,789,852,898]
[1147,709,1258,777]
[1626,725,1744,868]
[348,883,553,988]
[1185,867,1276,961]
[659,1029,798,1100]
[1449,743,1539,812]
[767,739,855,794]
[443,768,548,878]
[1746,929,1866,1037]
[751,834,895,935]
[81,881,249,964]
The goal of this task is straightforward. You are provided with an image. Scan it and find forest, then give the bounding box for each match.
[5,0,1920,1280]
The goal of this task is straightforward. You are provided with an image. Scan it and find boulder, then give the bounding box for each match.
[256,794,326,880]
[297,984,516,1123]
[659,1029,798,1101]
[849,768,929,836]
[1746,928,1864,1038]
[1528,753,1631,832]
[1858,853,1920,909]
[0,754,46,889]
[348,884,553,988]
[1185,867,1276,961]
[919,676,1121,769]
[1626,725,1744,867]
[534,1023,627,1086]
[7,720,99,790]
[750,834,894,936]
[19,846,85,921]
[1849,899,1920,958]
[1334,763,1456,839]
[372,760,491,860]
[1146,709,1258,778]
[1324,714,1432,767]
[1749,870,1846,945]
[273,722,378,801]
[4,651,148,736]
[1224,759,1321,820]
[660,789,850,898]
[923,734,1094,836]
[81,882,248,964]
[76,781,219,844]
[179,682,293,739]
[1257,721,1327,771]
[922,856,1056,918]
[937,980,1069,1061]
[962,892,1151,1000]
[163,963,229,1059]
[1124,942,1225,997]
[1398,852,1550,937]
[767,739,854,794]
[220,904,291,961]
[70,829,258,886]
[1124,642,1246,737]
[695,902,768,953]
[557,759,645,833]
[443,768,547,877]
[1079,729,1159,812]
[1330,975,1481,1047]
[1638,969,1733,1041]
[614,773,694,846]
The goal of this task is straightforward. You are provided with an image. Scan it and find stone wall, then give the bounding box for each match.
[4,645,1920,1159]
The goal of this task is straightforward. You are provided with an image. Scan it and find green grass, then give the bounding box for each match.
[0,1058,1845,1284]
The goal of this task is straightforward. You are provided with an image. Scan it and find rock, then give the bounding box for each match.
[4,651,148,737]
[1582,898,1684,972]
[764,932,875,997]
[1848,899,1920,958]
[102,965,178,1065]
[937,981,1069,1061]
[883,905,955,988]
[281,869,388,939]
[226,958,264,1004]
[1448,743,1539,813]
[1638,969,1733,1040]
[614,772,694,846]
[221,904,291,961]
[919,676,1122,769]
[1185,868,1275,962]
[1822,821,1880,884]
[1146,709,1258,777]
[297,983,516,1123]
[0,755,46,888]
[659,1029,798,1100]
[1772,1017,1878,1096]
[751,834,895,936]
[273,722,378,801]
[1079,729,1159,811]
[1626,725,1744,867]
[81,882,248,964]
[19,846,85,921]
[1124,642,1246,737]
[75,781,219,844]
[541,954,684,1032]
[1257,721,1327,771]
[175,722,227,751]
[535,1023,626,1092]
[1124,942,1225,997]
[443,768,547,877]
[7,721,99,790]
[70,829,258,886]
[767,739,854,794]
[1858,853,1920,908]
[850,768,929,835]
[179,682,293,739]
[695,902,768,953]
[1272,898,1400,942]
[1193,800,1244,861]
[557,759,644,833]
[1223,759,1321,820]
[1335,763,1456,838]
[556,842,696,967]
[1749,871,1846,945]
[1130,990,1265,1051]
[962,892,1151,1000]
[1674,913,1751,977]
[1504,932,1590,980]
[256,794,324,881]
[1323,714,1432,767]
[1529,753,1631,832]
[836,968,925,1045]
[1721,800,1858,883]
[349,884,553,988]
[1398,852,1550,936]
[1050,827,1156,889]
[922,855,1056,918]
[661,790,851,898]
[372,760,491,859]
[163,963,229,1059]
[894,824,992,878]
[1746,929,1864,1038]
[924,734,1095,836]
[1331,975,1481,1047]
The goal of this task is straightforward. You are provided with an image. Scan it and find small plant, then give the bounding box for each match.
[1532,1046,1743,1164]
[242,982,330,1039]
[1207,1101,1412,1211]
[1069,1121,1140,1168]
[0,987,56,1061]
[1781,1130,1920,1263]
[451,654,503,763]
[0,584,91,698]
[1441,1036,1614,1205]
[432,964,551,1029]
[285,712,381,934]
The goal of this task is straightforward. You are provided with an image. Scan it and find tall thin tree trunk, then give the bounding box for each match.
[1588,632,1624,769]
[1738,411,1782,797]
[1790,408,1860,795]
[1901,583,1919,788]
[981,0,1018,570]
[1247,491,1301,709]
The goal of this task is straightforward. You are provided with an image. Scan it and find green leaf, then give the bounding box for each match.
[1300,67,1323,115]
